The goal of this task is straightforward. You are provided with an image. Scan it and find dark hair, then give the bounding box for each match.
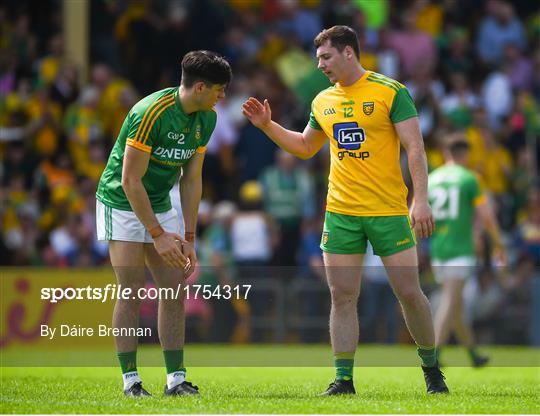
[181,50,232,88]
[314,26,360,59]
[446,137,470,158]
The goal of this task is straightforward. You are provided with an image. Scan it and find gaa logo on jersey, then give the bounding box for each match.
[333,122,366,150]
[363,101,374,115]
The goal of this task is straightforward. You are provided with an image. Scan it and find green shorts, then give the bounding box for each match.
[320,211,416,257]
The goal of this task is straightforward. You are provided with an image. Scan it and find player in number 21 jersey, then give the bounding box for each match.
[428,136,506,367]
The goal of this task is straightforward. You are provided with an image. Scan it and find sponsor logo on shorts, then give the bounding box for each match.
[396,238,411,246]
[322,232,329,245]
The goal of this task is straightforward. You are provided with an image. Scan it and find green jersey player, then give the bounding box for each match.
[96,51,231,396]
[428,136,506,367]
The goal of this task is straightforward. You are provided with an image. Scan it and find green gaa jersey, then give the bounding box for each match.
[428,164,485,260]
[96,87,216,212]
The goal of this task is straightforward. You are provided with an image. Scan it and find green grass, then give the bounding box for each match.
[1,346,539,414]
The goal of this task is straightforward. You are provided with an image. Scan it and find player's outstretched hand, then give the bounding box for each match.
[242,97,272,129]
[410,200,435,239]
[153,232,189,269]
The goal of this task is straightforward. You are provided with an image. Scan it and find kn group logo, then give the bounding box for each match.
[333,122,366,150]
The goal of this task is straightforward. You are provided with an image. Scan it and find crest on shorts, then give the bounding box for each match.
[363,101,374,115]
[322,231,329,245]
[195,124,201,140]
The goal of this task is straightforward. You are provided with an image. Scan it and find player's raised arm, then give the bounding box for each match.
[242,97,326,159]
[395,117,434,238]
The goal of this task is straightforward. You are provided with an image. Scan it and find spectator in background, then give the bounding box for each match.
[439,27,474,83]
[108,85,138,140]
[231,181,276,270]
[89,63,131,140]
[275,0,322,50]
[504,43,534,92]
[36,34,64,87]
[386,7,436,78]
[64,86,104,176]
[204,101,238,201]
[413,0,444,38]
[441,72,479,129]
[49,213,81,261]
[260,149,315,267]
[514,187,540,265]
[2,141,36,190]
[482,65,513,129]
[376,27,400,78]
[476,0,526,66]
[26,85,62,157]
[465,108,513,205]
[231,181,277,342]
[406,62,444,139]
[49,62,80,111]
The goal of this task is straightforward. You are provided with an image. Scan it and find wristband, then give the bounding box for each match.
[149,225,164,239]
[185,232,195,242]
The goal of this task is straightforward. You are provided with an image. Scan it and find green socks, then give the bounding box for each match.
[335,352,355,381]
[163,349,185,374]
[468,348,481,362]
[164,349,186,389]
[117,351,137,374]
[417,346,438,367]
[117,351,141,389]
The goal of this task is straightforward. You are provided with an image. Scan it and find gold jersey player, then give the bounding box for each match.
[242,26,448,395]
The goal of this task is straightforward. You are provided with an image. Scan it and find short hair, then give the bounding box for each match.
[445,136,470,158]
[314,26,360,59]
[181,50,232,88]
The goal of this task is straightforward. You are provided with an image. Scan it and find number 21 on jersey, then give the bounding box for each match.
[430,186,459,220]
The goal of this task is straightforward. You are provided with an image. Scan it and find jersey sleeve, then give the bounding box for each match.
[308,99,323,130]
[389,88,418,124]
[197,110,218,154]
[125,110,158,153]
[308,111,323,130]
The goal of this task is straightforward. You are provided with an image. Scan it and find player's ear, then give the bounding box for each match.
[194,81,206,93]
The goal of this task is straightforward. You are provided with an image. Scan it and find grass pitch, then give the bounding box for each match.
[1,345,539,414]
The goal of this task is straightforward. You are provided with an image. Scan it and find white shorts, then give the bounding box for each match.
[432,256,476,283]
[96,200,184,243]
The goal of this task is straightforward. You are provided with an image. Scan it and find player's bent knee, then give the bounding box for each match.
[396,288,424,307]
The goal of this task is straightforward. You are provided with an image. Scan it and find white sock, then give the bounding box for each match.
[123,371,142,390]
[166,370,186,389]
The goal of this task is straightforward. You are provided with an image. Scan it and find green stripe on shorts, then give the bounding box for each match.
[105,205,112,240]
[320,212,416,256]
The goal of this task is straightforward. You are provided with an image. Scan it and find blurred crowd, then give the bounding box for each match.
[1,0,539,344]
